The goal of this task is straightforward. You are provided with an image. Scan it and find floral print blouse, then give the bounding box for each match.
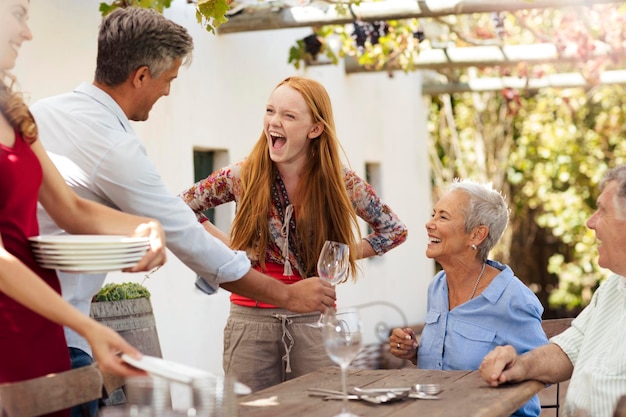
[179,161,408,277]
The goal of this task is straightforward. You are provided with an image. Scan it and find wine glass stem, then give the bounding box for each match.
[341,363,349,413]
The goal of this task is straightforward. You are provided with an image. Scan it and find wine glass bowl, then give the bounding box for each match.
[316,240,350,285]
[308,240,350,328]
[322,307,363,417]
[323,315,362,367]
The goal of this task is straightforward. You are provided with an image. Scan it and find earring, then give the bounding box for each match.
[471,244,477,250]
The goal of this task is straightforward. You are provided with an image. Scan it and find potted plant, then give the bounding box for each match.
[90,282,163,358]
[89,283,163,405]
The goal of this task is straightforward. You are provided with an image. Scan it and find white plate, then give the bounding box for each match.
[31,241,149,248]
[38,260,140,273]
[36,258,144,268]
[31,242,150,251]
[35,252,146,262]
[33,246,149,256]
[29,235,150,252]
[121,354,251,395]
[29,235,150,246]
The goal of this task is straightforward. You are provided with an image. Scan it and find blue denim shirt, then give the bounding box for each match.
[417,260,548,417]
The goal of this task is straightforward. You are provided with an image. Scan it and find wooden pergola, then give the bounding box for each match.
[216,0,626,93]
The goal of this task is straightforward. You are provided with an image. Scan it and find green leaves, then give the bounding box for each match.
[288,29,340,69]
[99,0,233,34]
[93,282,151,301]
[196,0,231,34]
[99,0,173,15]
[429,85,626,313]
[288,18,422,72]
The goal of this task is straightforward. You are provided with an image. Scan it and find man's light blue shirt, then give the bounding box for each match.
[33,82,251,354]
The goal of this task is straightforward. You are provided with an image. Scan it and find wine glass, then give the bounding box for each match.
[323,306,363,417]
[307,240,350,328]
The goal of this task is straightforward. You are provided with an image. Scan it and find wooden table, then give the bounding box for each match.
[238,366,545,417]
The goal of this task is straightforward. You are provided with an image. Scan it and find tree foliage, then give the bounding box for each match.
[428,84,626,314]
[512,85,626,309]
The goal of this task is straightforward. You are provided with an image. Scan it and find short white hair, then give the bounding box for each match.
[447,179,510,261]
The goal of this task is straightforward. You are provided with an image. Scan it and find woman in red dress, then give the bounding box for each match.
[0,2,167,414]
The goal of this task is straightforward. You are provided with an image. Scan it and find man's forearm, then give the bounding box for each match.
[519,343,574,384]
[220,269,335,314]
[220,269,288,306]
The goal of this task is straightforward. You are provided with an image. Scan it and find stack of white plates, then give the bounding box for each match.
[29,235,150,273]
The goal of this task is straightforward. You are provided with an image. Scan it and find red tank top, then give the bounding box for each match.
[230,262,303,308]
[0,131,70,416]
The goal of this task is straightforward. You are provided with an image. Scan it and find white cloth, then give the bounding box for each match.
[550,273,626,417]
[33,82,251,355]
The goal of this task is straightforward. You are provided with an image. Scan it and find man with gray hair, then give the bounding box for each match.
[32,7,335,416]
[479,164,626,417]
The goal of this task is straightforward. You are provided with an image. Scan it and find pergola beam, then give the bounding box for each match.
[218,0,622,34]
[343,42,615,73]
[421,70,626,94]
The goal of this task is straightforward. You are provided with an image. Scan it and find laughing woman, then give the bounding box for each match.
[180,76,408,392]
[389,179,547,417]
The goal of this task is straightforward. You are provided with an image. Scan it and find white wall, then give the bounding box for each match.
[17,0,433,384]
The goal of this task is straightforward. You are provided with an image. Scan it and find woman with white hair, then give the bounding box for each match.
[389,179,547,417]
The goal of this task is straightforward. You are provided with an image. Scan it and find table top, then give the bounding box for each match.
[238,366,545,417]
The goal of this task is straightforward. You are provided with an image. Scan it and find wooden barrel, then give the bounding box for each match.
[89,298,163,358]
[90,298,167,406]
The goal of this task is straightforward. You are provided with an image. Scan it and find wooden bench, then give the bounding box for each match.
[0,364,127,417]
[540,317,574,416]
[0,298,163,416]
[0,364,104,417]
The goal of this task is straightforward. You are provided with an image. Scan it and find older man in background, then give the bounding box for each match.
[480,164,626,417]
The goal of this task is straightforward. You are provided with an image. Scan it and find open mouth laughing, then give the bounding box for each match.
[270,132,286,150]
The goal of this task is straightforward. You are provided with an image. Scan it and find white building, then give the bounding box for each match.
[17,0,432,385]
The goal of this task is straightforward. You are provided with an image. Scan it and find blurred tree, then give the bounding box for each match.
[428,85,626,316]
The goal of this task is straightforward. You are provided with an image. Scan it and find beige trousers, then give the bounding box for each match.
[223,304,334,392]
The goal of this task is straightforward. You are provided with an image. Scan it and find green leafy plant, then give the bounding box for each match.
[288,27,340,69]
[99,0,231,34]
[93,282,151,302]
[196,0,231,34]
[427,83,626,314]
[99,0,173,15]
